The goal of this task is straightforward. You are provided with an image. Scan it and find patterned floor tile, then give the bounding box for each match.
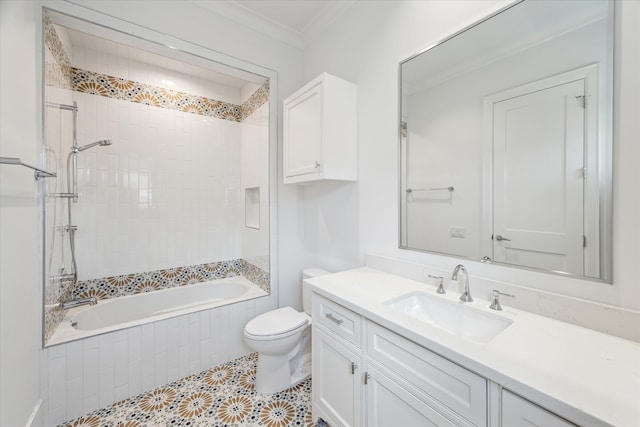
[58,353,313,427]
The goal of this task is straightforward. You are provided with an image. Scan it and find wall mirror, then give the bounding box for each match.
[399,0,613,282]
[42,8,276,346]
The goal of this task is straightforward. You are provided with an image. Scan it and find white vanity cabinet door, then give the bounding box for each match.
[283,72,357,184]
[365,363,458,427]
[366,321,487,426]
[502,390,577,427]
[312,325,363,427]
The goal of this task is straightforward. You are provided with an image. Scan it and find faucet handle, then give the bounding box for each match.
[489,290,515,311]
[427,274,446,294]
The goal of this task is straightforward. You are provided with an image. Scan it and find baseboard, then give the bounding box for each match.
[25,399,43,427]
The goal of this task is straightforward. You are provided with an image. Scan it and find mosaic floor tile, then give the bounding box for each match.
[58,353,313,427]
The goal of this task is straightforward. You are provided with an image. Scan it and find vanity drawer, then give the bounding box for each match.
[366,321,487,426]
[313,294,362,348]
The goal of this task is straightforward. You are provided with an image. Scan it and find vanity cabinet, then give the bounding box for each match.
[313,326,363,427]
[312,294,364,427]
[502,390,577,427]
[312,293,486,426]
[366,322,487,426]
[365,363,458,427]
[283,72,357,184]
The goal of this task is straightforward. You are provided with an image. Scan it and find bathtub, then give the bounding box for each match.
[48,275,267,345]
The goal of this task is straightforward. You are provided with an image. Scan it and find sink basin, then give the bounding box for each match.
[383,291,513,343]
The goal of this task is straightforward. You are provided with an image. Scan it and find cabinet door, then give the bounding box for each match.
[502,390,577,427]
[367,321,487,425]
[313,325,362,427]
[283,82,322,180]
[365,364,458,427]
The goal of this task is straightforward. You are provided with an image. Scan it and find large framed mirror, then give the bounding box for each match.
[399,0,613,282]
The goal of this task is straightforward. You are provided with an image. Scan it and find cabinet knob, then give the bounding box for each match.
[315,161,321,168]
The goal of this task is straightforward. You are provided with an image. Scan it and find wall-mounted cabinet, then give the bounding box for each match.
[283,73,357,184]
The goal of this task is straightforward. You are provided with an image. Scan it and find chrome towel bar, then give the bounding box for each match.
[0,156,56,180]
[406,186,454,194]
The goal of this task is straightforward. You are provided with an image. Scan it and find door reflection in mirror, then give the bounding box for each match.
[399,0,613,281]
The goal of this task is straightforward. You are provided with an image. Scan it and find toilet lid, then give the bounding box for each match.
[245,307,308,337]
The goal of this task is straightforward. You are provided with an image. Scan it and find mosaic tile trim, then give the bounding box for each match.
[71,68,269,122]
[242,80,270,120]
[58,353,313,427]
[46,14,269,121]
[44,15,73,89]
[241,259,271,294]
[44,275,75,344]
[71,259,270,301]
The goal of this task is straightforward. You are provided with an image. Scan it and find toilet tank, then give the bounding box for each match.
[302,268,330,314]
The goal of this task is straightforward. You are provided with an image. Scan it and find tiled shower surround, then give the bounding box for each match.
[44,17,271,345]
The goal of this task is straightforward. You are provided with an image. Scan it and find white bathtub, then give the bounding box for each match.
[48,276,267,345]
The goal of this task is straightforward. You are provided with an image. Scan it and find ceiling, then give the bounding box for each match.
[193,0,357,48]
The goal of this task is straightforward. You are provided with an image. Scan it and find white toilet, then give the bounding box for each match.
[244,268,329,394]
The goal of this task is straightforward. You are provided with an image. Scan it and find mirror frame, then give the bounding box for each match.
[398,0,613,284]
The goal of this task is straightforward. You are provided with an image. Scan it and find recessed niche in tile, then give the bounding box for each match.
[245,187,260,229]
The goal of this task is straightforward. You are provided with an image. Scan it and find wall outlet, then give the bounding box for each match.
[450,226,466,238]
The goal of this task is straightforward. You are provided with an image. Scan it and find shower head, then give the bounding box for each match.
[75,140,112,152]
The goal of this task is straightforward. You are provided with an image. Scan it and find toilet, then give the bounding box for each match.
[244,268,329,394]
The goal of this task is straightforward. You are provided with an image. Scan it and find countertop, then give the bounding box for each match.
[307,267,640,427]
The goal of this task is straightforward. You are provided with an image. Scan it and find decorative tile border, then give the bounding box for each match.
[71,259,270,301]
[44,275,75,344]
[44,15,73,89]
[242,80,270,120]
[58,353,313,427]
[241,259,271,293]
[71,68,268,122]
[45,15,270,122]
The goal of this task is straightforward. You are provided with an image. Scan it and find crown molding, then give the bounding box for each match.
[191,0,356,49]
[302,1,356,46]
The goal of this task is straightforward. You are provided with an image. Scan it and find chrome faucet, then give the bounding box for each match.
[452,264,473,302]
[489,290,515,311]
[428,274,446,294]
[60,296,98,309]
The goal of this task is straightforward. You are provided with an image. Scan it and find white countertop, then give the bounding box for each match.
[307,267,640,427]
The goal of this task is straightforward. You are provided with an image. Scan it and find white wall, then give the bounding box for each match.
[0,2,44,426]
[303,0,640,312]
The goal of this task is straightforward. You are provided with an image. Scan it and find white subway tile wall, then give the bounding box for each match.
[72,91,244,280]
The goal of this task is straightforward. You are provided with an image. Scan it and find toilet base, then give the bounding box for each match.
[254,333,311,394]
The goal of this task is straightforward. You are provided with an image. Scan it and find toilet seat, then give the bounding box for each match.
[245,307,309,340]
